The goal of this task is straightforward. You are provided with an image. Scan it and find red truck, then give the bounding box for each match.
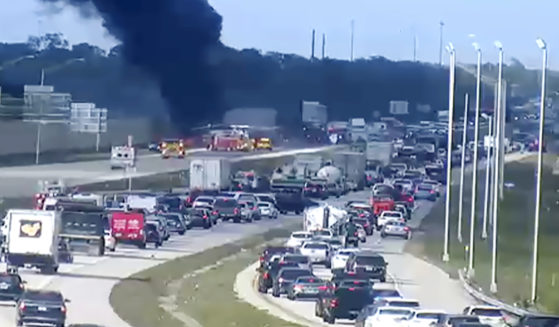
[110,211,146,249]
[369,196,395,216]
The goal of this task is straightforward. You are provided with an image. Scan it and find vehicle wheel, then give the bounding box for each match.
[325,261,331,269]
[380,276,386,283]
[204,223,211,229]
[58,323,65,327]
[138,242,146,249]
[381,233,386,238]
[109,246,116,252]
[15,319,22,326]
[179,231,185,236]
[295,211,302,215]
[258,285,267,293]
[324,314,335,324]
[406,233,412,240]
[233,218,241,223]
[287,293,295,301]
[272,287,280,297]
[315,304,321,317]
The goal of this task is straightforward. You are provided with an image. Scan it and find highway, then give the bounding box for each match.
[238,192,475,327]
[0,146,336,197]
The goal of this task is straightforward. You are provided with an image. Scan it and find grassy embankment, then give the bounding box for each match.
[407,155,559,312]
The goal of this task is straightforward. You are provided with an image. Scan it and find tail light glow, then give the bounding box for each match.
[234,208,240,214]
[61,306,67,313]
[202,215,208,219]
[278,277,284,283]
[330,299,339,307]
[18,302,25,311]
[263,272,270,279]
[212,210,218,215]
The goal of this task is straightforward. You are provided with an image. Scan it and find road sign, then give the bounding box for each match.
[70,104,107,133]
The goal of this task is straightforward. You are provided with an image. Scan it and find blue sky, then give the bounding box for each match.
[1,0,557,68]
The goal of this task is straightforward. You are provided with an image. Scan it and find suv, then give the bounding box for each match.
[257,261,299,293]
[317,285,374,324]
[345,252,387,282]
[213,198,241,222]
[0,273,25,302]
[272,267,314,297]
[16,290,69,327]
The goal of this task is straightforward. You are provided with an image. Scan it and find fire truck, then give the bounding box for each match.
[208,130,254,152]
[159,138,186,159]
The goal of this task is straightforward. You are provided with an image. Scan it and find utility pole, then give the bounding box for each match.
[311,29,316,60]
[439,21,445,66]
[322,33,326,60]
[443,43,455,262]
[350,20,355,61]
[413,34,417,62]
[457,93,469,243]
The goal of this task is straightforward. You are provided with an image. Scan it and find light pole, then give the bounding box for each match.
[490,40,504,294]
[0,55,35,71]
[531,37,547,303]
[457,93,469,243]
[439,21,445,66]
[482,115,492,240]
[468,42,482,277]
[443,42,455,262]
[35,58,85,165]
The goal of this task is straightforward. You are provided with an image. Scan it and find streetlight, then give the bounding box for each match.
[457,93,469,244]
[531,37,547,303]
[468,42,482,278]
[443,42,455,262]
[40,57,85,86]
[35,57,85,165]
[490,40,503,294]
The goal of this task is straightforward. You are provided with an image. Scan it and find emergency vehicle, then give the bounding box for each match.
[111,145,136,169]
[159,138,186,159]
[253,137,273,150]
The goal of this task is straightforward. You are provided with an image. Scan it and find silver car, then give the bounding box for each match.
[381,221,411,239]
[299,241,331,266]
[257,201,278,219]
[414,183,437,201]
[239,202,254,222]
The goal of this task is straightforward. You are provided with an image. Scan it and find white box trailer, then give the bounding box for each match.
[189,158,231,191]
[5,209,61,273]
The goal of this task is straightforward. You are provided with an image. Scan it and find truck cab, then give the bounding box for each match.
[110,211,146,249]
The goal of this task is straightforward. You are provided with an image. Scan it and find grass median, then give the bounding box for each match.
[110,222,303,327]
[407,157,559,313]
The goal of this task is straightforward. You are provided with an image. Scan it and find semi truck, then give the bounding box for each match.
[293,154,323,178]
[189,158,231,191]
[303,205,347,232]
[332,151,366,191]
[4,210,61,274]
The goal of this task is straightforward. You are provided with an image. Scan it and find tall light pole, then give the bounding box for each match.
[439,21,445,66]
[468,42,482,277]
[457,93,469,243]
[490,40,504,294]
[350,20,355,62]
[443,42,455,262]
[482,115,493,240]
[531,37,547,303]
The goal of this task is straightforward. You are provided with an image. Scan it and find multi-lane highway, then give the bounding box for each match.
[237,191,475,327]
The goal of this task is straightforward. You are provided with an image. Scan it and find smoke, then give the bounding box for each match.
[41,0,223,130]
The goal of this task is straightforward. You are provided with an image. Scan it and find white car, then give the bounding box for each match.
[372,297,421,310]
[357,224,367,242]
[404,310,447,327]
[377,211,405,230]
[299,241,331,266]
[192,196,215,208]
[363,306,416,327]
[381,221,412,240]
[257,201,278,219]
[285,231,313,248]
[313,229,334,241]
[462,305,506,327]
[330,248,360,272]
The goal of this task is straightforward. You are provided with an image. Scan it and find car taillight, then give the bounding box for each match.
[348,287,356,291]
[259,256,265,262]
[353,281,361,284]
[367,175,372,181]
[294,284,304,290]
[359,213,365,217]
[354,232,358,236]
[430,190,436,194]
[264,272,270,279]
[278,277,284,283]
[18,302,25,311]
[203,215,208,219]
[318,285,328,291]
[234,208,239,214]
[212,210,218,215]
[330,299,339,307]
[404,227,410,231]
[61,305,67,313]
[407,197,413,202]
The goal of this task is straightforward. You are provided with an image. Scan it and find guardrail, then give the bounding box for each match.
[458,268,535,317]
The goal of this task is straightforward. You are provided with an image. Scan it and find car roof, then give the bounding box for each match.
[377,306,416,312]
[414,310,446,314]
[382,297,420,302]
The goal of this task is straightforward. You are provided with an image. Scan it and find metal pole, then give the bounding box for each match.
[499,80,507,200]
[468,47,482,278]
[96,133,100,152]
[40,68,45,86]
[350,20,355,62]
[443,44,455,262]
[35,97,44,165]
[490,44,504,294]
[413,34,417,62]
[458,93,469,243]
[531,39,547,303]
[439,22,444,66]
[481,117,492,240]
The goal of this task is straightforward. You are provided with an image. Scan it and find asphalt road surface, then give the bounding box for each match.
[253,191,475,327]
[0,214,301,327]
[0,146,336,197]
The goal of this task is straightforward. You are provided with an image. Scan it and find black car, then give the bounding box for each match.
[162,213,187,235]
[16,290,69,327]
[258,246,295,268]
[514,314,559,327]
[345,252,387,282]
[145,222,163,248]
[187,208,213,229]
[352,217,373,236]
[0,273,25,301]
[213,198,241,222]
[318,285,374,324]
[257,261,299,293]
[271,267,314,297]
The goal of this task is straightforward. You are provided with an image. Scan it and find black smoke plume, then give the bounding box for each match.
[41,0,223,130]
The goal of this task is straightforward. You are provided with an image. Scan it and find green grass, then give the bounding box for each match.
[110,222,303,327]
[407,158,559,312]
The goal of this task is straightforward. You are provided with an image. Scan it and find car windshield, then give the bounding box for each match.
[257,195,274,203]
[373,289,401,298]
[471,309,502,317]
[316,230,331,236]
[384,212,401,218]
[417,313,445,320]
[0,275,19,284]
[23,291,63,302]
[389,300,420,307]
[296,277,321,284]
[304,243,328,250]
[329,240,342,245]
[387,222,406,227]
[356,256,385,265]
[418,185,432,191]
[279,270,311,279]
[283,255,308,263]
[257,203,270,207]
[380,309,413,316]
[292,233,310,239]
[214,199,237,207]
